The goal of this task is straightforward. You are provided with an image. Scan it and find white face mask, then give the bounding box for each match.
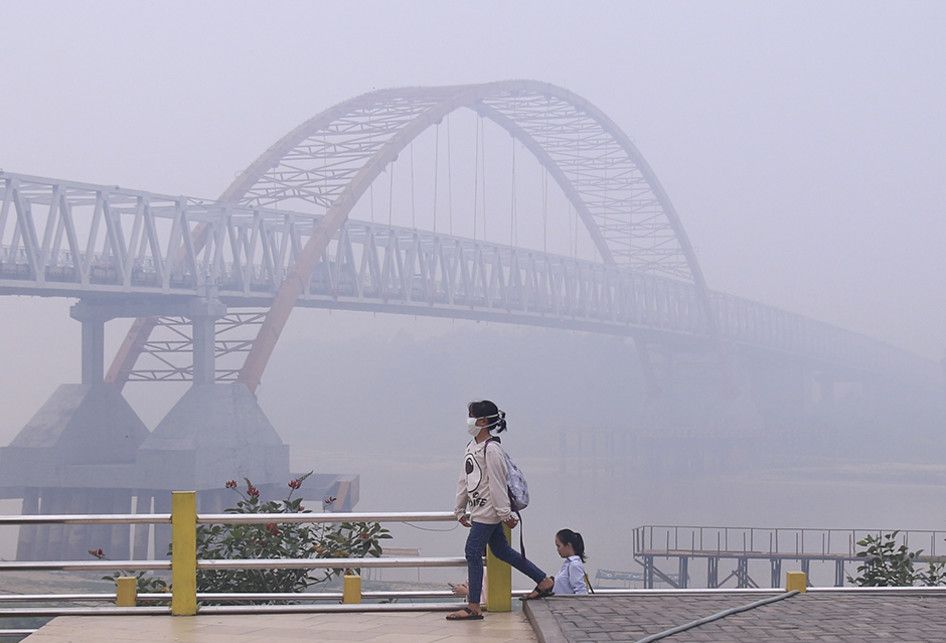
[466,417,481,435]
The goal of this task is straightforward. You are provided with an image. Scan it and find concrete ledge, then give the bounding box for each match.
[523,599,568,643]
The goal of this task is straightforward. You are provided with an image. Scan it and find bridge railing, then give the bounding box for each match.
[634,524,946,560]
[0,492,514,638]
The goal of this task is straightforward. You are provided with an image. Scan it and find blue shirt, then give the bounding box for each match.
[552,555,588,595]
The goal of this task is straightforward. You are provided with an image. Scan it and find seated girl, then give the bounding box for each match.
[552,528,588,595]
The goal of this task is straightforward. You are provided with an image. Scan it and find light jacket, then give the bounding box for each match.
[553,556,588,595]
[454,437,512,524]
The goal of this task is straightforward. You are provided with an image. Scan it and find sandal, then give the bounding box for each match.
[445,606,484,621]
[519,577,555,601]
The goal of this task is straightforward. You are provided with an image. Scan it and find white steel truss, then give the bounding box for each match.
[125,312,266,382]
[0,172,928,380]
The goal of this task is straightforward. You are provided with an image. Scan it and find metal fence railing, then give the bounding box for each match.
[0,492,491,639]
[633,525,946,560]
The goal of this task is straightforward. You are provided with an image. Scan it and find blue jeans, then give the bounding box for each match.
[465,521,546,604]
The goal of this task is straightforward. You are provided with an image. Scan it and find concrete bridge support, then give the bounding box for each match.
[0,296,292,560]
[0,301,151,559]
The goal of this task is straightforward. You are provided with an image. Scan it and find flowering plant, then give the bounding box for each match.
[94,471,390,602]
[191,471,390,599]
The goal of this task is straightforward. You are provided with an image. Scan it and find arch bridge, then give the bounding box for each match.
[0,81,928,387]
[1,80,937,561]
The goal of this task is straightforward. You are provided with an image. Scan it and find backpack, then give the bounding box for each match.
[486,437,529,511]
[486,437,531,555]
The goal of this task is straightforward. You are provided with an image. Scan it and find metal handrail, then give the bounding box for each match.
[0,502,501,624]
[0,514,170,525]
[0,589,529,604]
[634,524,946,558]
[197,510,458,524]
[0,560,170,572]
[0,510,456,526]
[198,557,466,570]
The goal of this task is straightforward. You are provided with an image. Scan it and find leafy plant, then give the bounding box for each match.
[93,471,391,603]
[847,531,946,587]
[193,473,391,598]
[917,560,946,586]
[90,547,169,594]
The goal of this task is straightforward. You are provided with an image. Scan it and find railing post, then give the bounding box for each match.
[486,525,512,612]
[115,576,137,607]
[786,571,807,593]
[343,573,362,604]
[171,491,197,616]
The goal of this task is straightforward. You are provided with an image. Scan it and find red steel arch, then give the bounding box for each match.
[107,80,713,392]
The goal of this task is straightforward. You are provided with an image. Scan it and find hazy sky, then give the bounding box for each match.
[2,1,946,568]
[1,0,944,435]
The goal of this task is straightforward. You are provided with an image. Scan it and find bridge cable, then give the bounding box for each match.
[543,98,551,254]
[410,142,416,229]
[473,116,479,241]
[510,136,517,247]
[446,113,454,236]
[387,162,395,227]
[573,114,580,258]
[480,115,487,241]
[369,114,375,223]
[542,167,548,254]
[432,123,439,235]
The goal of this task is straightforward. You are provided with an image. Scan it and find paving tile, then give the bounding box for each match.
[531,593,946,642]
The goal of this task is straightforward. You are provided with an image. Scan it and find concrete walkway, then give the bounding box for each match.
[25,610,536,642]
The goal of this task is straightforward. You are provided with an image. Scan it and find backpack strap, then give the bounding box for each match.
[516,510,525,558]
[584,571,595,594]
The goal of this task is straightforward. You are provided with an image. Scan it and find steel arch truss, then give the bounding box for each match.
[214,81,714,390]
[227,81,703,281]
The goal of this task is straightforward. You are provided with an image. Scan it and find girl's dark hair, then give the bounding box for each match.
[556,529,586,562]
[468,400,507,433]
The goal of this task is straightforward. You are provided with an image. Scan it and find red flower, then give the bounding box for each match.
[265,523,280,536]
[247,486,260,498]
[323,496,337,506]
[225,480,237,489]
[288,478,302,490]
[88,548,105,559]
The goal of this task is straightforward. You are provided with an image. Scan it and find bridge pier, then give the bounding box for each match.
[0,296,299,560]
[77,310,105,385]
[0,294,362,560]
[0,299,152,559]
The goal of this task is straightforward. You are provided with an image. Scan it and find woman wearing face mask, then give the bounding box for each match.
[446,400,553,621]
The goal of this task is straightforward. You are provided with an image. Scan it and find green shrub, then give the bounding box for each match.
[847,531,946,587]
[96,471,391,602]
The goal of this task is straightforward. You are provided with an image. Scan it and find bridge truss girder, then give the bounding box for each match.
[0,172,931,383]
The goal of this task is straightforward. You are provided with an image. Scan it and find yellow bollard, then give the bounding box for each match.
[115,576,138,607]
[785,571,807,593]
[342,573,362,604]
[486,525,512,613]
[171,491,198,616]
